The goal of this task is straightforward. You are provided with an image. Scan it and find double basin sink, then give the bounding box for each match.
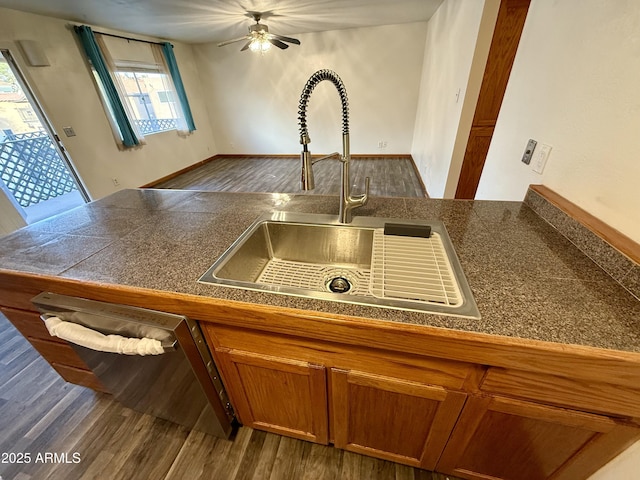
[199,212,480,319]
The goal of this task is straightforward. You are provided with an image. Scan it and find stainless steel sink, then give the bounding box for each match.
[199,212,480,318]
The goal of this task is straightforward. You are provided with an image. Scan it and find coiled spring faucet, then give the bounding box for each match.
[298,69,370,223]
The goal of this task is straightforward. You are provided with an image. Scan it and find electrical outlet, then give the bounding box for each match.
[521,139,537,165]
[377,140,387,149]
[532,143,552,174]
[112,178,120,187]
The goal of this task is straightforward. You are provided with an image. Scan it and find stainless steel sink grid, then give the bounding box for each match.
[198,212,480,318]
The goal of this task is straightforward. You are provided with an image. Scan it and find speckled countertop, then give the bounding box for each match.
[1,189,639,353]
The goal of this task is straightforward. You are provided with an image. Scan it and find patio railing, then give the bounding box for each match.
[0,119,179,208]
[134,118,177,135]
[0,133,77,207]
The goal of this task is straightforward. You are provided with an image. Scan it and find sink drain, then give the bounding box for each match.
[255,260,370,296]
[327,276,351,293]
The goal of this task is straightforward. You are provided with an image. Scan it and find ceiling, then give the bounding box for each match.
[0,0,444,44]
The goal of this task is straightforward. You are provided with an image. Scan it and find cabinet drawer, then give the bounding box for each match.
[481,367,640,418]
[1,307,65,343]
[0,287,41,311]
[27,337,90,370]
[51,363,109,393]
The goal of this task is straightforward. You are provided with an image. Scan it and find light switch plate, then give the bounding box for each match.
[532,143,552,174]
[521,139,537,165]
[62,126,76,137]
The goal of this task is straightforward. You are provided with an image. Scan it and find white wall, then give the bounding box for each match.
[194,22,427,155]
[411,0,494,198]
[0,7,217,200]
[590,440,640,480]
[476,0,640,244]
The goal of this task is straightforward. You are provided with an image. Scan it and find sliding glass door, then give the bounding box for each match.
[0,49,88,227]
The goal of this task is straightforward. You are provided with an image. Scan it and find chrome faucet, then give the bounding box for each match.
[298,69,370,223]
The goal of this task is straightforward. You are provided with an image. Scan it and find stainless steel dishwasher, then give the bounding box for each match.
[32,292,234,439]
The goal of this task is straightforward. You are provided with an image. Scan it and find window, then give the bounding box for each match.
[157,90,174,103]
[112,70,179,135]
[75,25,195,147]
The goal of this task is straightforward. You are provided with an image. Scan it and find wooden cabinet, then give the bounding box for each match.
[1,305,108,393]
[203,322,476,462]
[480,366,640,418]
[215,348,329,444]
[209,341,469,467]
[331,368,466,470]
[1,273,639,479]
[437,395,640,480]
[213,349,469,468]
[202,323,640,478]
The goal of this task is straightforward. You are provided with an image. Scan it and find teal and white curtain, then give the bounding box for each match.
[75,25,140,147]
[160,42,196,132]
[74,25,196,148]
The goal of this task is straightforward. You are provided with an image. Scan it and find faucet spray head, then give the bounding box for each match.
[301,149,314,190]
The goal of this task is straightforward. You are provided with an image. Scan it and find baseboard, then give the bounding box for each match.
[214,153,415,159]
[140,155,219,188]
[141,153,429,198]
[409,160,429,198]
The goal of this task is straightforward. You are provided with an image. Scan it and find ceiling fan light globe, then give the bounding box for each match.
[222,11,298,53]
[249,38,271,53]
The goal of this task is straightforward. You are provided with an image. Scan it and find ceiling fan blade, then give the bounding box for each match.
[217,36,251,47]
[268,34,300,45]
[240,40,253,51]
[268,38,289,50]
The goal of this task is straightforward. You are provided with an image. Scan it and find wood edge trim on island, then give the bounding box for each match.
[529,184,640,264]
[4,270,640,390]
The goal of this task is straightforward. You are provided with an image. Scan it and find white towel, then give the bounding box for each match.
[44,316,165,356]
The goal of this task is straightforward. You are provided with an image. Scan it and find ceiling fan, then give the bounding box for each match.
[217,12,301,53]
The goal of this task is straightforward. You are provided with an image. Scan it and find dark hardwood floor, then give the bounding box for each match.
[0,313,460,479]
[154,155,427,198]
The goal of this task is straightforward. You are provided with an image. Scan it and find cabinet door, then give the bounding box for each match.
[216,348,329,444]
[331,368,466,470]
[437,395,640,480]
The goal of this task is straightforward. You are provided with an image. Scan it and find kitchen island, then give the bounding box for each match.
[1,187,639,480]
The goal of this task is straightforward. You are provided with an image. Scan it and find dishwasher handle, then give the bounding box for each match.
[41,315,177,355]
